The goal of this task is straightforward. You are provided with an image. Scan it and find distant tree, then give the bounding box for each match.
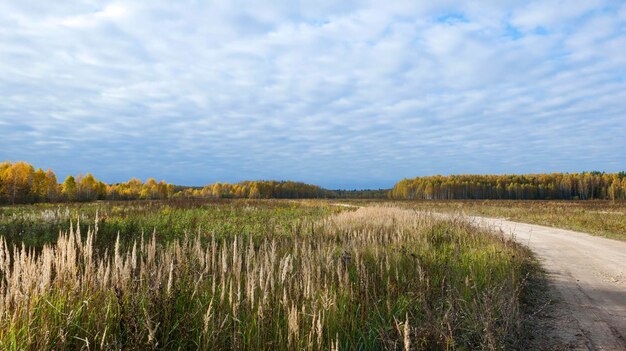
[31,169,48,202]
[62,176,78,202]
[45,169,59,201]
[248,184,260,199]
[140,178,157,199]
[0,161,34,204]
[78,173,99,201]
[95,181,108,199]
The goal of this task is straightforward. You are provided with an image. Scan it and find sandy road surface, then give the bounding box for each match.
[472,217,626,350]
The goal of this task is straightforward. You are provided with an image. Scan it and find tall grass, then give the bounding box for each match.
[0,206,531,350]
[0,199,338,248]
[391,200,626,241]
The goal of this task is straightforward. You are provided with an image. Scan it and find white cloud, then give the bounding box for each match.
[510,0,604,31]
[60,3,130,28]
[0,0,624,187]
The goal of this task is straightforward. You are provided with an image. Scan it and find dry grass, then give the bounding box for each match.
[387,200,626,241]
[0,206,531,350]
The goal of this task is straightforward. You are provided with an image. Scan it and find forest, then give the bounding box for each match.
[0,161,175,203]
[3,161,626,204]
[0,161,331,204]
[391,173,626,200]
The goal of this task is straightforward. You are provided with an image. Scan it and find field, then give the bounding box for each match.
[0,200,533,350]
[0,199,337,249]
[385,200,626,241]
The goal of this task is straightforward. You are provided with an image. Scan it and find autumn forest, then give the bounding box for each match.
[1,160,625,204]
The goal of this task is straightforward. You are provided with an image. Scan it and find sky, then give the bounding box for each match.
[1,1,625,189]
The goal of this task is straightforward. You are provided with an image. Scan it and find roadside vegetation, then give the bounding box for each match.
[394,200,626,241]
[0,201,532,350]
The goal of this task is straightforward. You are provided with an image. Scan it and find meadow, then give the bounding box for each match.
[0,200,533,350]
[388,200,626,241]
[0,199,337,249]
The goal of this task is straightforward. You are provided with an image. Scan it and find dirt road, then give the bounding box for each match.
[472,216,626,350]
[331,203,626,348]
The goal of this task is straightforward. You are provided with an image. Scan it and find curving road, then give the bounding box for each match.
[331,203,626,349]
[471,216,626,350]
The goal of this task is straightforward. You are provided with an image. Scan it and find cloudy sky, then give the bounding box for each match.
[1,1,625,189]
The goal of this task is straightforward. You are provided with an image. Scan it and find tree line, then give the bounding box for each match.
[176,180,330,199]
[0,161,332,204]
[5,161,625,203]
[390,172,626,200]
[0,161,175,204]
